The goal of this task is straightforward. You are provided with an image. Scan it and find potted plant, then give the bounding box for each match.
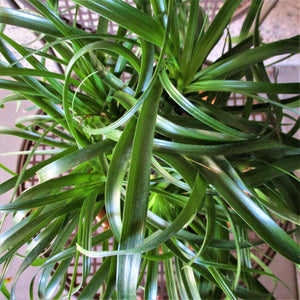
[0,0,299,299]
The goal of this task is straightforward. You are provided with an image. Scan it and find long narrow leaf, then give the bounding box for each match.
[117,80,162,299]
[196,156,300,264]
[72,0,164,46]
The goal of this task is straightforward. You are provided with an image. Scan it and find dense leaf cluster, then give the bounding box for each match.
[0,0,299,299]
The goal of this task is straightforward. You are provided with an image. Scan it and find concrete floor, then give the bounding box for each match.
[0,0,299,299]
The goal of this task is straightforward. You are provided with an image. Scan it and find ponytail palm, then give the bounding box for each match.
[0,0,299,299]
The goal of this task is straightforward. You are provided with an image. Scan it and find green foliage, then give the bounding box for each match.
[0,0,299,299]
